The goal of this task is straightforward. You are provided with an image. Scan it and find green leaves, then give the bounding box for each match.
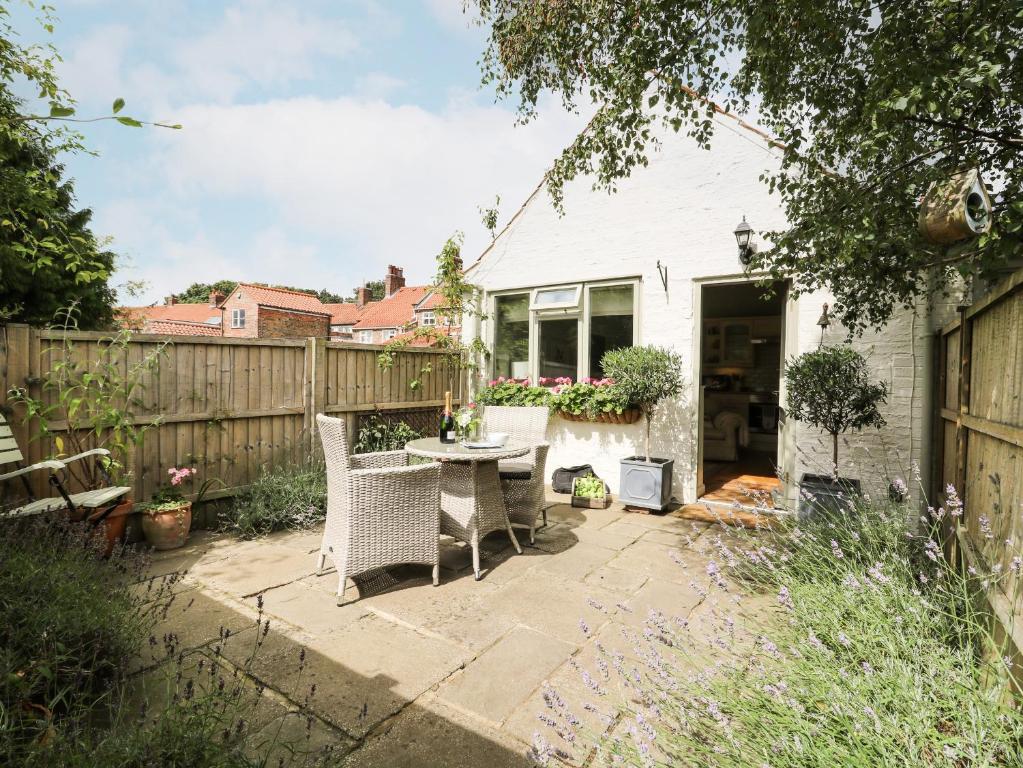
[474,0,1023,332]
[111,97,124,114]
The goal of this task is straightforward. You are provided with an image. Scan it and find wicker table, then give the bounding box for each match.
[405,437,529,580]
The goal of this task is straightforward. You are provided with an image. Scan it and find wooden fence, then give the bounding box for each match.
[0,325,464,504]
[934,267,1023,649]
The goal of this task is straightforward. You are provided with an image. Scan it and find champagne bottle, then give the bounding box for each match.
[439,390,456,444]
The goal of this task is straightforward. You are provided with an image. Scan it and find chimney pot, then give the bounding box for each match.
[384,265,406,297]
[356,286,371,307]
[164,295,177,305]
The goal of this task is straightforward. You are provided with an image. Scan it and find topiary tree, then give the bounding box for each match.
[601,345,685,461]
[784,345,888,471]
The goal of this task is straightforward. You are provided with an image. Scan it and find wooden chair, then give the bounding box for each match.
[0,412,131,522]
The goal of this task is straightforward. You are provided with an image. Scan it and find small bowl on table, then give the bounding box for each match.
[485,432,509,447]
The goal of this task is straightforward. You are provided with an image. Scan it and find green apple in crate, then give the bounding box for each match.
[571,474,611,509]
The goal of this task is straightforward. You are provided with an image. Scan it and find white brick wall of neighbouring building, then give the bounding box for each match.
[463,111,951,507]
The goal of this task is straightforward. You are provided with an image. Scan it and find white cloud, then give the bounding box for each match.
[141,93,586,291]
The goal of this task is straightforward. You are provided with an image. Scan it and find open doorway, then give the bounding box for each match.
[699,281,786,509]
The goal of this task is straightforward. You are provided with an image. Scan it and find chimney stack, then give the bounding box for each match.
[164,295,178,305]
[356,285,371,307]
[384,265,405,298]
[209,290,226,307]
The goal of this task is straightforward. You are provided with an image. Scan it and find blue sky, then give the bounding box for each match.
[12,1,587,304]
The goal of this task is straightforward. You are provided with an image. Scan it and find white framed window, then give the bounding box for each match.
[530,285,581,311]
[358,330,373,343]
[420,311,436,326]
[491,279,638,382]
[231,309,246,328]
[383,329,397,340]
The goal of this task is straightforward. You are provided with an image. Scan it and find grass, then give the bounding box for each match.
[531,487,1023,767]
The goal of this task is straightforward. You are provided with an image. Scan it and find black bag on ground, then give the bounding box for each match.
[552,465,598,494]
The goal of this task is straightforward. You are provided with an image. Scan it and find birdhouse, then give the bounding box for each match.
[918,168,993,245]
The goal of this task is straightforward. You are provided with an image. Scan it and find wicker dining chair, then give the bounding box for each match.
[315,414,442,606]
[481,405,551,543]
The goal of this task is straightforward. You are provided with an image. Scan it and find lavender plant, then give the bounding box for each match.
[529,484,1023,767]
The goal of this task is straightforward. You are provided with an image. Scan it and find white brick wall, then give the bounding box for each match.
[466,114,941,506]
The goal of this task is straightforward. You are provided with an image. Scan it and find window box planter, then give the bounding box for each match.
[558,409,642,425]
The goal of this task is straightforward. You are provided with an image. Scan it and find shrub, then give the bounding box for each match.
[475,378,555,408]
[554,380,629,419]
[226,461,326,538]
[785,344,888,469]
[354,416,421,453]
[532,487,1023,766]
[0,516,158,762]
[600,345,685,460]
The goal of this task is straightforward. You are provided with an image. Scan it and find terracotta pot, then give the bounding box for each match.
[87,499,134,558]
[142,502,192,551]
[558,408,642,425]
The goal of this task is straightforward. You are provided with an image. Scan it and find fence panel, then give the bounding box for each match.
[935,267,1023,635]
[0,327,464,507]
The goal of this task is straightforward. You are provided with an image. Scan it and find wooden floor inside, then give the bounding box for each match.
[676,453,782,528]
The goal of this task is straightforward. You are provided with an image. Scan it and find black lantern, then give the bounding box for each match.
[733,216,755,266]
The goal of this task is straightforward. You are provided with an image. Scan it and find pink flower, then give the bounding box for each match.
[168,466,196,486]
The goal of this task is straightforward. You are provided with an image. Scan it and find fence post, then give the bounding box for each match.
[304,337,328,459]
[954,307,972,513]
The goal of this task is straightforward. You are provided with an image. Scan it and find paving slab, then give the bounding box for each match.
[605,539,692,584]
[187,543,317,597]
[132,589,258,672]
[545,504,624,529]
[249,579,371,634]
[570,523,645,551]
[436,626,576,726]
[533,541,617,581]
[584,566,649,595]
[223,613,469,738]
[341,694,532,768]
[613,577,706,630]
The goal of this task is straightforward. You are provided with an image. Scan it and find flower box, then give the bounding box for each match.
[558,409,642,425]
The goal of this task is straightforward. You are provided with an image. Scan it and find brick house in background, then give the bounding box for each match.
[118,294,224,335]
[323,286,376,340]
[349,266,458,345]
[219,284,331,339]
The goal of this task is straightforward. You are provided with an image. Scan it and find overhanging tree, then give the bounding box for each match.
[474,0,1023,332]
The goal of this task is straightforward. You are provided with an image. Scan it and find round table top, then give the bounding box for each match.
[405,437,529,462]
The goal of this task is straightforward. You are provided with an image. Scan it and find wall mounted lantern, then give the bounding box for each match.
[734,216,756,267]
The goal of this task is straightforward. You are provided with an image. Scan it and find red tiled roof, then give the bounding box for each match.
[143,319,223,337]
[390,325,461,347]
[322,302,363,325]
[233,283,330,315]
[416,291,445,311]
[118,304,223,325]
[353,286,430,330]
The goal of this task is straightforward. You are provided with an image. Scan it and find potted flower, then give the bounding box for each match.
[455,402,481,442]
[601,346,685,511]
[784,345,888,518]
[142,466,221,550]
[571,473,611,509]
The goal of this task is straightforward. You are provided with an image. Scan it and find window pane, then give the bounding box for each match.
[589,285,633,378]
[493,294,529,379]
[539,318,578,380]
[534,287,579,307]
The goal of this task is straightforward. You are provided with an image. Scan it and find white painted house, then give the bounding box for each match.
[463,109,952,510]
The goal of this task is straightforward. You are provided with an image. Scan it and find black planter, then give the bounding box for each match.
[619,457,674,511]
[797,473,862,520]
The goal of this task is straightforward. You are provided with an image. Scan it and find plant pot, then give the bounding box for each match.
[558,409,642,425]
[619,457,674,511]
[87,499,134,557]
[142,502,192,550]
[797,474,862,520]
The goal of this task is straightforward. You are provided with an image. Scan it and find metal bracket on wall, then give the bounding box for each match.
[656,260,668,292]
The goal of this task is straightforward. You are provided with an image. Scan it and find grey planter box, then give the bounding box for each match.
[619,456,674,511]
[797,473,862,521]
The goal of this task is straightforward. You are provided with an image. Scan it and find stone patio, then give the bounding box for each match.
[133,494,757,766]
